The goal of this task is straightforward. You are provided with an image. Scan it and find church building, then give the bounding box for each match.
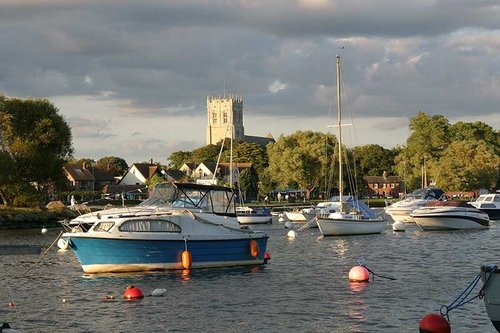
[205,95,274,146]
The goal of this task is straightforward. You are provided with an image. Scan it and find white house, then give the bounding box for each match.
[119,163,159,185]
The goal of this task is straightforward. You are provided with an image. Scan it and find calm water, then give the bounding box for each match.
[1,212,498,333]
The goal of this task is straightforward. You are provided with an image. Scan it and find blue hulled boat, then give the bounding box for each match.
[62,182,268,273]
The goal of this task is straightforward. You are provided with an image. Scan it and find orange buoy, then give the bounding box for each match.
[419,313,451,333]
[182,250,192,269]
[249,239,259,257]
[123,285,144,300]
[348,266,370,282]
[264,252,271,263]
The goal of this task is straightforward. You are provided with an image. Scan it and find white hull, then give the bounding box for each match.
[316,216,386,236]
[481,265,500,332]
[284,211,315,222]
[411,207,489,230]
[237,215,272,224]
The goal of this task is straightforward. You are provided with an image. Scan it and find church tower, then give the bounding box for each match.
[206,96,245,145]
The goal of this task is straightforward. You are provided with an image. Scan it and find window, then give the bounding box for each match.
[93,222,115,232]
[223,112,228,124]
[119,219,181,232]
[212,112,217,124]
[390,183,395,188]
[373,183,378,189]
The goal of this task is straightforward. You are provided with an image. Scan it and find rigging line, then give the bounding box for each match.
[22,230,64,277]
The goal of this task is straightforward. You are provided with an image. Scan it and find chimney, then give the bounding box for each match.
[383,171,387,179]
[150,158,153,164]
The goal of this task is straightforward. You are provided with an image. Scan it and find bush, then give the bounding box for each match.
[12,192,42,208]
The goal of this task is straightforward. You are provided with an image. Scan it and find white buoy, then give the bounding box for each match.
[392,221,407,232]
[287,230,297,239]
[41,227,48,235]
[284,221,293,229]
[57,238,69,250]
[278,217,285,223]
[278,213,284,218]
[151,288,167,297]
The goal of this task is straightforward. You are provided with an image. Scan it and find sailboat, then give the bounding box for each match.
[316,56,387,236]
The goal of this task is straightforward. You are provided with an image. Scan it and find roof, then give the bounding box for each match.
[92,168,116,182]
[364,175,400,183]
[181,162,198,170]
[64,166,95,181]
[243,135,275,147]
[132,163,159,180]
[162,169,186,180]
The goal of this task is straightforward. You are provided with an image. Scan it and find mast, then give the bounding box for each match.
[336,55,343,211]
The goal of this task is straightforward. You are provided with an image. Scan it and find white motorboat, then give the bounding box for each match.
[284,207,315,222]
[469,193,500,220]
[480,265,500,332]
[236,206,272,224]
[61,182,269,274]
[411,201,490,231]
[384,188,444,223]
[315,56,386,237]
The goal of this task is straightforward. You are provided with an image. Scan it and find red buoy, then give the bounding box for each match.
[182,250,192,269]
[123,285,144,300]
[264,252,271,263]
[419,313,451,333]
[348,266,370,282]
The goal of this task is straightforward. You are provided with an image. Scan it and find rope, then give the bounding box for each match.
[22,230,64,276]
[438,267,497,323]
[364,266,397,281]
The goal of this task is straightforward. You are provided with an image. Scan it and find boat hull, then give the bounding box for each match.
[316,218,386,236]
[237,215,272,224]
[481,265,500,332]
[412,208,489,231]
[65,236,268,274]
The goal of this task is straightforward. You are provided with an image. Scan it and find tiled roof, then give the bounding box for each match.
[64,166,95,181]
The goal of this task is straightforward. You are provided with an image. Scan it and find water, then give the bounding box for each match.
[0,214,498,333]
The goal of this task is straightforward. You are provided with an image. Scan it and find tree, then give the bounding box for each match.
[449,121,500,156]
[221,141,269,173]
[394,112,451,190]
[434,140,499,191]
[353,144,396,177]
[267,131,336,200]
[167,151,192,169]
[190,144,222,164]
[96,156,129,176]
[237,168,259,201]
[0,97,73,205]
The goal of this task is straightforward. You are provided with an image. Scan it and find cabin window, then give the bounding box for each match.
[93,222,115,232]
[119,219,181,232]
[494,196,500,202]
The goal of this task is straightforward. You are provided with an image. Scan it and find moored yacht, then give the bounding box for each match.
[384,188,444,223]
[469,193,500,220]
[61,182,269,273]
[411,200,489,231]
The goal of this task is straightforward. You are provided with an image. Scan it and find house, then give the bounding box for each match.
[179,163,198,177]
[63,165,95,191]
[119,163,160,185]
[193,162,253,183]
[92,168,116,190]
[364,171,401,198]
[161,169,187,182]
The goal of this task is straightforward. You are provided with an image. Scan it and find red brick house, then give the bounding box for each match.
[364,171,402,198]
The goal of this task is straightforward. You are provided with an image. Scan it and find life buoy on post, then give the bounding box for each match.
[249,239,259,258]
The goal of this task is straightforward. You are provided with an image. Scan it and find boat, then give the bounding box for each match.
[469,193,500,220]
[236,206,272,224]
[384,187,444,223]
[480,265,500,332]
[315,56,387,236]
[411,200,490,231]
[284,207,315,222]
[60,182,269,273]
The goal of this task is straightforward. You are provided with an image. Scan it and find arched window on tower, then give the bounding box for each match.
[223,112,228,124]
[213,112,217,124]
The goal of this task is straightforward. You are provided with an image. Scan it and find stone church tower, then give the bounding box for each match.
[206,96,245,145]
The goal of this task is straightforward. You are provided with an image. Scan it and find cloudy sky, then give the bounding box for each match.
[1,0,499,165]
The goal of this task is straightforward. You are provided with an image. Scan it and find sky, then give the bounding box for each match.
[0,0,499,166]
